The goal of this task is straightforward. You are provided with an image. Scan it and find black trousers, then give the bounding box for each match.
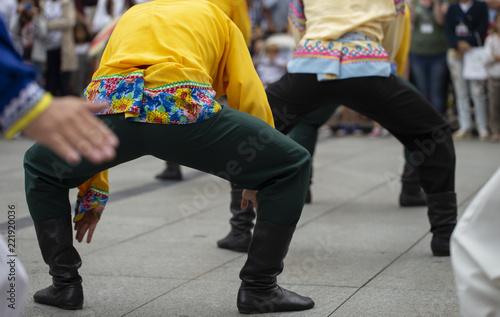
[266,73,456,194]
[45,48,72,96]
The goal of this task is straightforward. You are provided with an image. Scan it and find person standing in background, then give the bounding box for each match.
[261,0,289,35]
[0,0,17,30]
[409,0,450,115]
[484,13,500,141]
[44,0,77,96]
[445,0,489,140]
[72,21,92,96]
[10,0,47,86]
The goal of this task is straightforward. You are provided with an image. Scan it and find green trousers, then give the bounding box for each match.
[24,107,311,226]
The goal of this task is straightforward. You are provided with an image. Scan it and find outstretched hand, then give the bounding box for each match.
[22,97,119,165]
[74,206,104,243]
[241,189,258,211]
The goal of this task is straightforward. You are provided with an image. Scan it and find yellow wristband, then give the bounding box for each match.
[5,93,53,139]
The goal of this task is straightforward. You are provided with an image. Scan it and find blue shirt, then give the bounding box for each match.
[0,19,45,134]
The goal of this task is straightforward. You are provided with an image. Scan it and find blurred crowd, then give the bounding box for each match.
[0,0,499,141]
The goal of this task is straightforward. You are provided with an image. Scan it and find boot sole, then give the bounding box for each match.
[217,245,248,252]
[432,251,450,257]
[238,303,315,314]
[34,299,83,310]
[59,304,83,310]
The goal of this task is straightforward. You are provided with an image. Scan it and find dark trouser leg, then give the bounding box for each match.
[397,78,427,207]
[60,71,72,97]
[155,161,183,180]
[400,149,427,207]
[266,74,457,256]
[217,183,256,252]
[45,49,62,96]
[288,105,339,203]
[25,108,312,311]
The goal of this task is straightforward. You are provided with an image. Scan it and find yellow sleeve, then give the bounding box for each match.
[213,22,275,127]
[5,93,52,139]
[74,170,109,222]
[394,6,411,76]
[230,0,252,46]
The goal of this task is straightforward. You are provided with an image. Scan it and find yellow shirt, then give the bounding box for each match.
[87,0,273,126]
[81,0,273,222]
[290,0,397,46]
[208,0,252,46]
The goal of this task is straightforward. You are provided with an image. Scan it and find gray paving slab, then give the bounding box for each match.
[22,273,185,317]
[126,281,354,317]
[331,287,460,317]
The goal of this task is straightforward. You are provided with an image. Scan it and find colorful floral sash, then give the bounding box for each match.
[85,72,222,124]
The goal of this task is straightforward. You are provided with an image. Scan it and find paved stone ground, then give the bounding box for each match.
[1,130,498,317]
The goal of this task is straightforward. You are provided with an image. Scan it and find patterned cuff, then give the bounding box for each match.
[394,0,405,17]
[74,187,109,222]
[2,82,50,139]
[288,0,305,32]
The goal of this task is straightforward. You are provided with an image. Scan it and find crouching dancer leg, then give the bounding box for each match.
[24,0,314,313]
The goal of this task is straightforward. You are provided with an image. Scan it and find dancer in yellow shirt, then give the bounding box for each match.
[24,0,314,313]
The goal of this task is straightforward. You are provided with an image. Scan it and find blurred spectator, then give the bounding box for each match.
[445,0,489,140]
[44,0,78,96]
[484,12,500,141]
[261,0,289,35]
[92,0,135,33]
[337,107,364,136]
[0,0,17,28]
[256,42,287,87]
[409,0,449,115]
[247,0,267,58]
[10,0,47,85]
[72,21,92,96]
[370,121,390,137]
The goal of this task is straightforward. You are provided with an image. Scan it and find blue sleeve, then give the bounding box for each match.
[0,19,45,133]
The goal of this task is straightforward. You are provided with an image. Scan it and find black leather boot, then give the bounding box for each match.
[33,214,84,310]
[217,183,255,252]
[155,161,183,180]
[427,192,457,256]
[237,220,315,314]
[399,162,427,207]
